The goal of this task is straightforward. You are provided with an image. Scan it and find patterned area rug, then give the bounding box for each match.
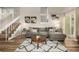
[15,38,68,52]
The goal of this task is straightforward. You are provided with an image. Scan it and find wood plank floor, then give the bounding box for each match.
[0,35,26,52]
[0,35,79,52]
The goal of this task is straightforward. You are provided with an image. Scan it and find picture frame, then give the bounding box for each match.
[24,16,37,23]
[31,16,37,23]
[24,16,30,23]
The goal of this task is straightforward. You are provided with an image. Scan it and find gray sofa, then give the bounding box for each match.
[23,27,49,38]
[38,28,49,37]
[22,27,66,41]
[49,32,66,41]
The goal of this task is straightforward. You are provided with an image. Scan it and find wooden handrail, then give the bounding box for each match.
[0,16,20,33]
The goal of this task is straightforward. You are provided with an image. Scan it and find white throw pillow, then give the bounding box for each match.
[49,29,55,32]
[32,29,37,33]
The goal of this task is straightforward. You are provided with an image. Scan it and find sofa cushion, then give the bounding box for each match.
[31,29,37,33]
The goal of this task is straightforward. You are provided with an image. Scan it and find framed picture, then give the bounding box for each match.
[24,16,30,23]
[31,16,37,23]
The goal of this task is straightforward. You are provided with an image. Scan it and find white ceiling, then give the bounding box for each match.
[48,7,75,16]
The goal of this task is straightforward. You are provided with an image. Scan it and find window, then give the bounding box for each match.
[40,7,48,22]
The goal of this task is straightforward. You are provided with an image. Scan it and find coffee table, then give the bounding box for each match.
[31,35,47,49]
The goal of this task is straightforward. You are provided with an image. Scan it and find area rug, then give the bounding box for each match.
[15,38,68,52]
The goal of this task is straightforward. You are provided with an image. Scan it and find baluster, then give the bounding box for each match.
[12,24,14,33]
[5,28,8,41]
[10,25,11,35]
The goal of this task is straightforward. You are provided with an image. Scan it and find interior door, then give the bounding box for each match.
[65,15,71,36]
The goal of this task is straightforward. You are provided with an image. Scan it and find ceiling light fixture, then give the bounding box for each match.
[51,14,59,19]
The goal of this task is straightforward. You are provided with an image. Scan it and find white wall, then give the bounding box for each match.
[20,7,40,23]
[19,7,61,29]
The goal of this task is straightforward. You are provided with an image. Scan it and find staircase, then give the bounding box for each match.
[0,20,21,41]
[9,24,22,40]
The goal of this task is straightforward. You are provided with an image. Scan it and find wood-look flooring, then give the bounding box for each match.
[0,35,79,52]
[0,35,25,52]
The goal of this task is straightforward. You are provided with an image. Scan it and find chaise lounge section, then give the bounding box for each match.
[49,32,66,41]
